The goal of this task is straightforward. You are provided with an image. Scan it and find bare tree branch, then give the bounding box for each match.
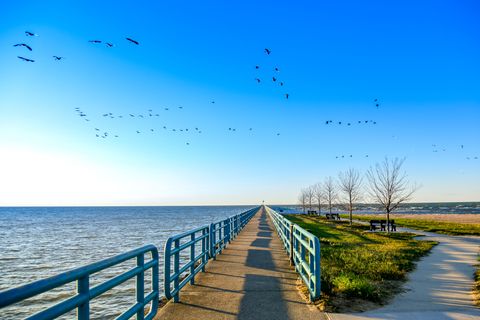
[338,168,363,225]
[366,157,418,232]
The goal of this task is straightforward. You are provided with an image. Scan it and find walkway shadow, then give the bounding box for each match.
[251,238,271,248]
[245,249,275,270]
[238,274,290,320]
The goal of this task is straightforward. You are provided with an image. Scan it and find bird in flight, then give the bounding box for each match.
[255,78,261,83]
[126,37,139,45]
[25,31,37,37]
[53,56,63,61]
[14,43,32,51]
[280,82,284,86]
[274,67,279,72]
[272,77,277,82]
[105,43,114,48]
[255,65,260,69]
[88,40,102,43]
[17,56,34,62]
[264,48,271,55]
[285,93,289,99]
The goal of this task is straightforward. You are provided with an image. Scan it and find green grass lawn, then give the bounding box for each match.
[345,214,480,236]
[285,214,436,311]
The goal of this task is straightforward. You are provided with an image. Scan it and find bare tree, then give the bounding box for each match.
[338,168,363,225]
[366,157,418,232]
[305,185,315,212]
[298,188,308,213]
[323,177,337,214]
[313,182,323,215]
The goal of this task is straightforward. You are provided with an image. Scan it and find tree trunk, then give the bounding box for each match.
[349,205,353,225]
[386,210,390,233]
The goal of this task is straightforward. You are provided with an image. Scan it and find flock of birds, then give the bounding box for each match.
[13,30,479,160]
[13,30,141,62]
[253,48,289,100]
[431,144,478,160]
[13,31,63,62]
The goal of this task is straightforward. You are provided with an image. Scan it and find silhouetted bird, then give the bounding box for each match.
[274,67,279,72]
[88,40,102,43]
[186,142,190,145]
[53,56,63,60]
[255,65,260,69]
[272,77,277,82]
[165,108,169,110]
[14,43,32,51]
[17,56,34,62]
[280,82,284,86]
[105,43,114,47]
[285,93,289,99]
[264,48,271,55]
[25,31,37,36]
[255,78,261,83]
[126,37,139,45]
[136,130,140,133]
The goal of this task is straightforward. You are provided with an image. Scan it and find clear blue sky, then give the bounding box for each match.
[0,0,479,205]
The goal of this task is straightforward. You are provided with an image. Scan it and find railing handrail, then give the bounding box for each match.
[0,244,159,320]
[265,206,321,301]
[164,206,259,302]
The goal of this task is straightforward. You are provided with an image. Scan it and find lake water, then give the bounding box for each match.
[0,206,255,319]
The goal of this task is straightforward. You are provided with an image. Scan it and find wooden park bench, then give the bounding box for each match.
[326,213,340,220]
[369,219,396,232]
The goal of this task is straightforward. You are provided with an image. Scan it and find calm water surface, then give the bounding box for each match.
[0,206,255,319]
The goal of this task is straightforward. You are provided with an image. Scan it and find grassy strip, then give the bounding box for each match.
[345,214,480,236]
[475,257,480,307]
[286,215,436,312]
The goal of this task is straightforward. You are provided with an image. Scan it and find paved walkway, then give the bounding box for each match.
[156,207,325,320]
[327,226,480,320]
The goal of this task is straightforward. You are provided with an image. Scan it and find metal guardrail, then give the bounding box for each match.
[0,245,159,320]
[164,206,259,302]
[266,206,321,301]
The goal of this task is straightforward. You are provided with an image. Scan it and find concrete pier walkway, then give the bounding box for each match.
[155,207,325,320]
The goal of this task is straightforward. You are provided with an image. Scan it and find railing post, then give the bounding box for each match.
[136,254,145,320]
[190,233,195,285]
[174,239,180,302]
[226,219,231,243]
[202,228,207,272]
[313,237,321,300]
[77,275,89,320]
[289,225,294,266]
[163,240,172,300]
[210,223,216,260]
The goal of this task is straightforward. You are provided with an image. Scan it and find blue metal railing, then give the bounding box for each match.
[266,206,321,301]
[0,245,159,320]
[164,206,259,302]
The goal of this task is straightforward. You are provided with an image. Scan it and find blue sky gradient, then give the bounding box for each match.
[0,0,479,205]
